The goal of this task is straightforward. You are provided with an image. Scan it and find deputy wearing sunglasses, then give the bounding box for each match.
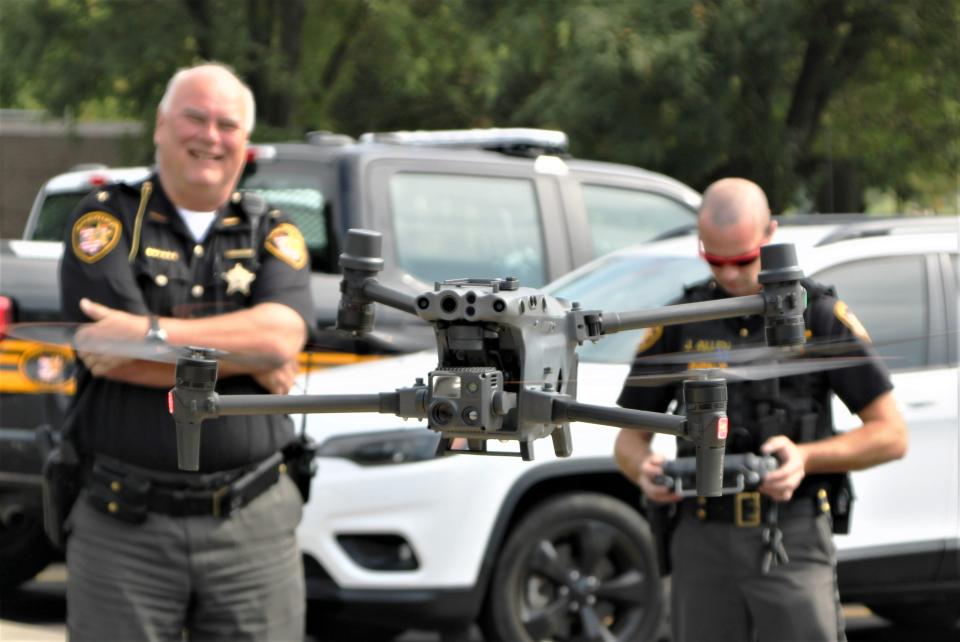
[614,178,906,641]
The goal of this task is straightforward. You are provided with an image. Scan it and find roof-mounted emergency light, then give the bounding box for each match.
[359,128,570,158]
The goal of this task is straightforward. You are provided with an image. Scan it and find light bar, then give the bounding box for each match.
[247,144,277,162]
[359,128,569,156]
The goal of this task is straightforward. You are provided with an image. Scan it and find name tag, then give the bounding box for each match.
[224,248,255,259]
[145,247,180,261]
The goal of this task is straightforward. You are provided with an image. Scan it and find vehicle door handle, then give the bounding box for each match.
[905,400,936,409]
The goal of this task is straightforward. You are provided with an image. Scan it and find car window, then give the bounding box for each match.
[950,254,959,366]
[239,168,329,270]
[814,255,928,370]
[390,172,546,287]
[581,185,697,255]
[550,253,710,363]
[32,191,90,241]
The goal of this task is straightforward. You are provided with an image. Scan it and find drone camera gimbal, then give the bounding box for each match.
[171,229,807,496]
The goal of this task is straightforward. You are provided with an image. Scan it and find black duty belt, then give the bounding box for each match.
[680,488,830,528]
[85,452,285,523]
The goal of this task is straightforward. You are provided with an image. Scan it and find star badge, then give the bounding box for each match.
[222,262,256,295]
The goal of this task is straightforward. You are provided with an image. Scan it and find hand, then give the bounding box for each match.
[74,298,149,376]
[253,360,300,395]
[759,435,806,501]
[638,453,682,504]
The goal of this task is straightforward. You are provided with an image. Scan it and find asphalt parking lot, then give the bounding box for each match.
[2,565,958,642]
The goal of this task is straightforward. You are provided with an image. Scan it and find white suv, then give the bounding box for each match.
[293,216,959,641]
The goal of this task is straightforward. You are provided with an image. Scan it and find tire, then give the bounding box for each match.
[867,601,960,629]
[481,492,663,642]
[0,507,54,591]
[306,604,403,642]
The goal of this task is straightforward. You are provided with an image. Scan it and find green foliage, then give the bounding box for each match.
[1,0,956,212]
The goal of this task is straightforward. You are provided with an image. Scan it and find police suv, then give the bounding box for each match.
[291,216,959,640]
[0,129,700,589]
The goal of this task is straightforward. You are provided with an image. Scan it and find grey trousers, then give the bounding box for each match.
[670,513,845,642]
[66,474,305,642]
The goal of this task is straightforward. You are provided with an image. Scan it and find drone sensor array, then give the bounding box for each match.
[169,228,809,496]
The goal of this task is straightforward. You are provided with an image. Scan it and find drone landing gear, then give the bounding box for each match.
[433,435,538,460]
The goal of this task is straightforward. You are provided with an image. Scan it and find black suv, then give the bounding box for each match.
[0,128,702,589]
[241,129,702,351]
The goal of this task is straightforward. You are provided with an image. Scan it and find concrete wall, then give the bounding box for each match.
[0,110,145,239]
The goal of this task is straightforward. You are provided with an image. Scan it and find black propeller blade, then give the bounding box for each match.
[8,322,268,368]
[623,355,882,387]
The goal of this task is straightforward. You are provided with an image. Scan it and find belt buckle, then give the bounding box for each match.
[734,491,761,527]
[212,486,230,518]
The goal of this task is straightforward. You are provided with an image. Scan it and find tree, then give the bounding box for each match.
[2,0,956,212]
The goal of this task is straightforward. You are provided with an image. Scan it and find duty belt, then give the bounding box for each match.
[85,452,285,523]
[682,488,832,574]
[680,488,830,527]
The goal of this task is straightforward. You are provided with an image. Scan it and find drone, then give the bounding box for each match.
[167,228,813,497]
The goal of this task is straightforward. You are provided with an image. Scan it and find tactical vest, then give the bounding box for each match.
[675,278,838,458]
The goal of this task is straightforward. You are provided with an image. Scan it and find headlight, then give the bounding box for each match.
[316,429,440,465]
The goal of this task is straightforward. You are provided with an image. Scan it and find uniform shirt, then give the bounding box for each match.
[60,174,315,472]
[617,277,893,460]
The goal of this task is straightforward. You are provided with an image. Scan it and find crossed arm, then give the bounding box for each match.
[75,297,307,393]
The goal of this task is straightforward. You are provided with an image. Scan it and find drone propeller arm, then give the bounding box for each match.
[214,392,401,416]
[170,366,429,471]
[600,294,766,335]
[336,229,420,334]
[593,243,806,349]
[549,395,688,437]
[534,379,729,497]
[360,279,419,316]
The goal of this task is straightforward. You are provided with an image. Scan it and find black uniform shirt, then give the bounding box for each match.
[60,174,315,472]
[617,277,893,456]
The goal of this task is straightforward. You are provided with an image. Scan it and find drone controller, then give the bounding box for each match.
[170,228,807,496]
[655,453,780,497]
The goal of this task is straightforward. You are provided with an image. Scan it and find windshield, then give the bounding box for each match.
[31,191,91,241]
[550,253,709,363]
[239,161,333,271]
[390,172,546,287]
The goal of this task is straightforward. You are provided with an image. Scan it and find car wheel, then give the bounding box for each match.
[867,601,960,629]
[482,492,663,642]
[0,507,54,591]
[306,605,404,642]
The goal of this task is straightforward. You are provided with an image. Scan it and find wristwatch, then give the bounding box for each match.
[145,315,168,344]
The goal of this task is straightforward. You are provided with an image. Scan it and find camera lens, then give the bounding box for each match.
[430,401,457,425]
[441,296,458,313]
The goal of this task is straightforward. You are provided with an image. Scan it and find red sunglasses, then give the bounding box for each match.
[698,243,762,267]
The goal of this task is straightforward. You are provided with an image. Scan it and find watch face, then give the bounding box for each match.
[147,316,168,343]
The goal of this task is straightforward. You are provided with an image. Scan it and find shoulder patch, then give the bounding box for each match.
[264,223,307,270]
[71,211,122,263]
[833,300,871,342]
[635,325,664,354]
